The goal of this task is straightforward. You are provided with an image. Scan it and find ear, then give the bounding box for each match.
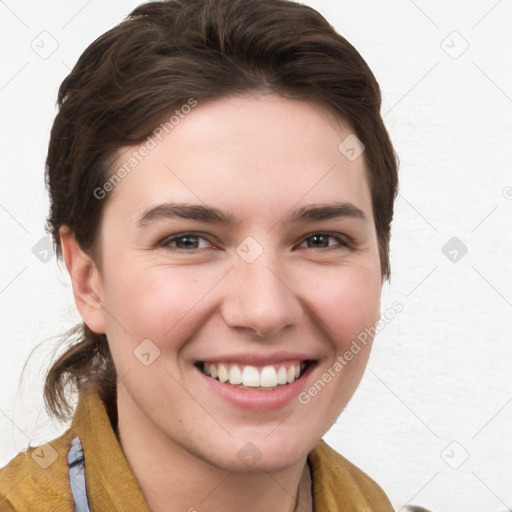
[59,226,106,334]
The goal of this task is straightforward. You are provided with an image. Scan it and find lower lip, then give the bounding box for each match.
[196,363,316,411]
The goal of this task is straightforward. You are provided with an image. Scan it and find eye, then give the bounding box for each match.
[158,232,213,251]
[298,232,350,250]
[157,231,350,253]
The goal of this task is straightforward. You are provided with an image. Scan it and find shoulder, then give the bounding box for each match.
[309,439,394,511]
[0,429,76,512]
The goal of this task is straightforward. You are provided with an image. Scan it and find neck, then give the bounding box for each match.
[116,387,313,512]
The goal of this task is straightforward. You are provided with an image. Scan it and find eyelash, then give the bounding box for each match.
[157,232,351,252]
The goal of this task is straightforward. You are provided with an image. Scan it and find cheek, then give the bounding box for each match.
[304,266,381,350]
[99,266,199,387]
[102,261,213,343]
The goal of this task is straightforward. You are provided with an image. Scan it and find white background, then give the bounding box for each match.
[1,1,511,511]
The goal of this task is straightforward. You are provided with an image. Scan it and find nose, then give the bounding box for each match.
[220,249,304,339]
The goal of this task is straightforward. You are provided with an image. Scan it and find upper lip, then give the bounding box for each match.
[196,351,318,366]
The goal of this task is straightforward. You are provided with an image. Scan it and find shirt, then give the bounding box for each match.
[0,384,394,511]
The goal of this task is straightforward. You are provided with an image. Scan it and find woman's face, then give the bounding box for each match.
[93,94,381,471]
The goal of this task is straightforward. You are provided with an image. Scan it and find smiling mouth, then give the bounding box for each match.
[195,360,314,390]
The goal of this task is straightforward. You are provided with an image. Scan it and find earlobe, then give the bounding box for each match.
[59,226,106,334]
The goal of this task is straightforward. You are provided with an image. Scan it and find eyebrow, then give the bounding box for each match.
[136,201,367,228]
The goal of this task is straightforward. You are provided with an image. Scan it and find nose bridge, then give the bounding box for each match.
[221,243,302,337]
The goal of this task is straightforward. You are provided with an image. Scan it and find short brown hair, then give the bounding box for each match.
[43,0,399,422]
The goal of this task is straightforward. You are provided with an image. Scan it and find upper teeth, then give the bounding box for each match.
[202,361,305,387]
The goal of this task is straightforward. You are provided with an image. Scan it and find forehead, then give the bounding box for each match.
[105,94,372,225]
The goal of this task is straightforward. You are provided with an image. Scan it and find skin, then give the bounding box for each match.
[60,94,382,512]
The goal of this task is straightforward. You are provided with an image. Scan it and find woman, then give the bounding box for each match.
[0,0,398,510]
